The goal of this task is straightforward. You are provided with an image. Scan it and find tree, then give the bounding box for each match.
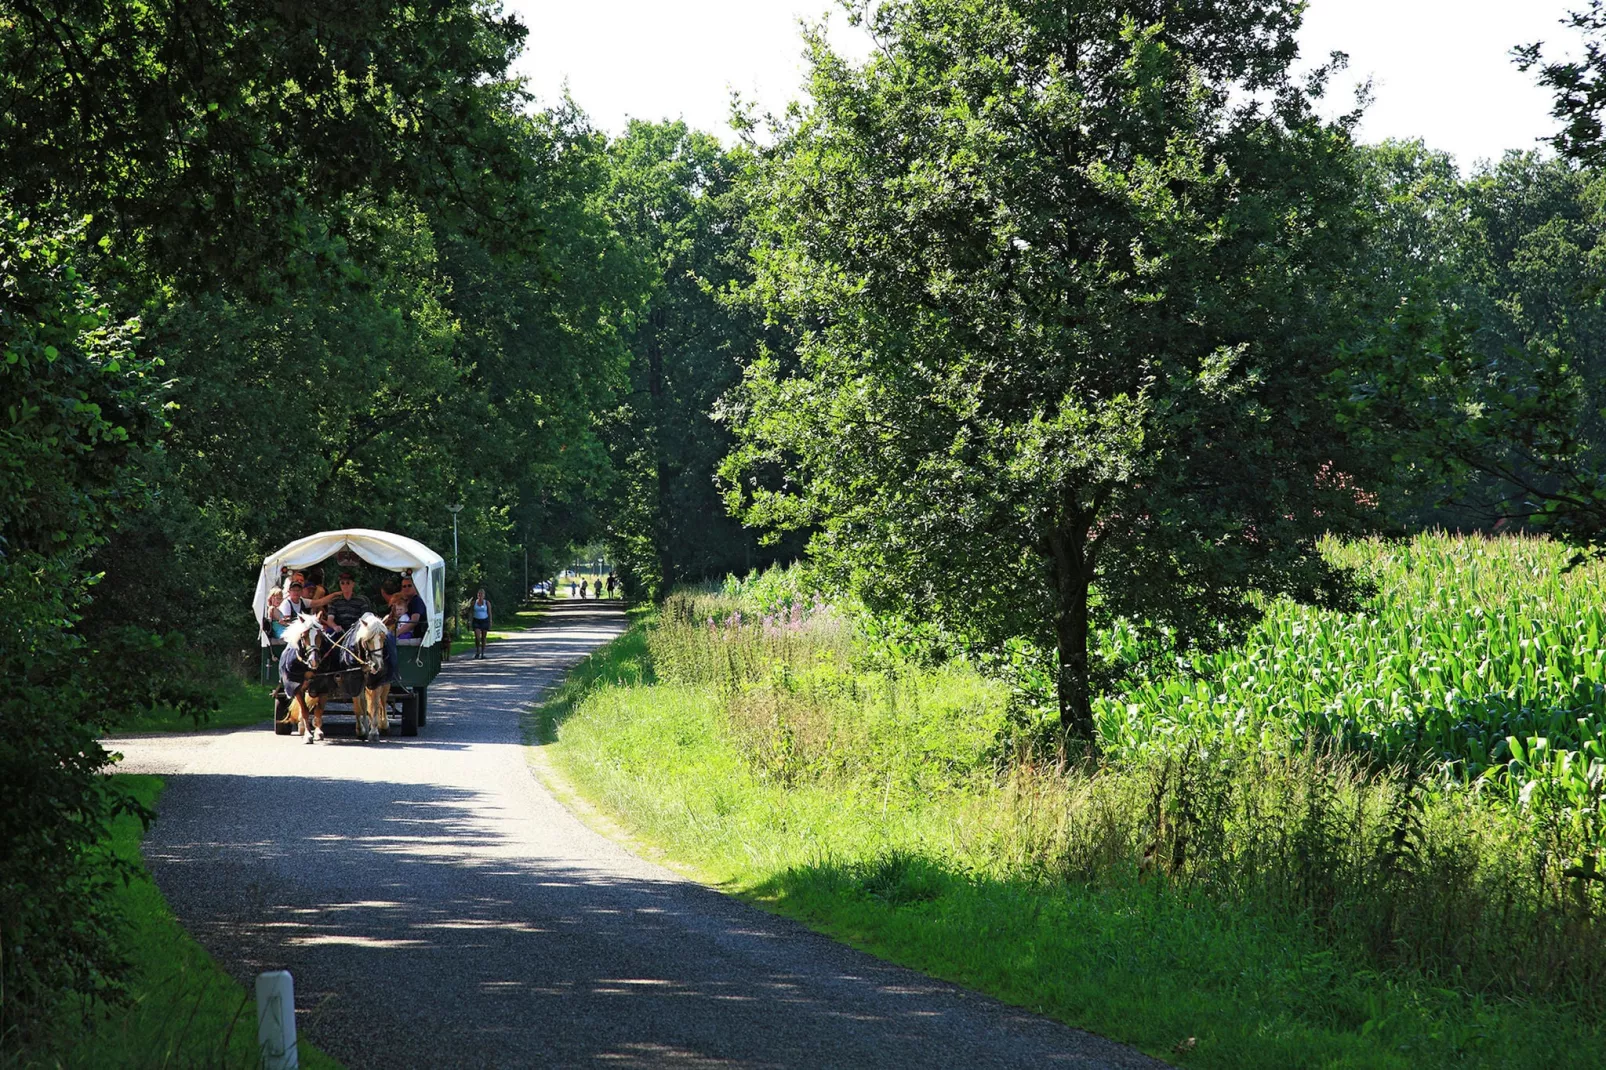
[0,0,610,1037]
[722,0,1385,739]
[0,0,535,290]
[1357,149,1606,552]
[602,120,794,597]
[1519,1,1606,165]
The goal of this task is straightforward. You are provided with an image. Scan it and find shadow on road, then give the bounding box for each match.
[147,773,1155,1069]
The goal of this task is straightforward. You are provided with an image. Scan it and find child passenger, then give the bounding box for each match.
[389,591,418,640]
[264,587,287,639]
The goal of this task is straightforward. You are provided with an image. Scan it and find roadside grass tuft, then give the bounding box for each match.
[9,775,342,1069]
[109,677,271,734]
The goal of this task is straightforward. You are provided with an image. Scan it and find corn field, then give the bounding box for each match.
[1099,534,1606,778]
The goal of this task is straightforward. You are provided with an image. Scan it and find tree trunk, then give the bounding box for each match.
[646,305,676,593]
[1048,521,1096,743]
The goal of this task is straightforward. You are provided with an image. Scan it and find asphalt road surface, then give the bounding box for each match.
[109,603,1164,1070]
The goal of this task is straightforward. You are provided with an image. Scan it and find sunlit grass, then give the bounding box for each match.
[109,677,272,734]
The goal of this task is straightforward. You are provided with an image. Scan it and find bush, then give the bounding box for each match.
[0,208,167,1045]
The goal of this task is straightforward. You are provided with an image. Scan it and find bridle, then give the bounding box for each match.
[339,617,388,676]
[294,624,325,671]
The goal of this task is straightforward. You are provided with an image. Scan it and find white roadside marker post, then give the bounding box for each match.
[256,970,299,1070]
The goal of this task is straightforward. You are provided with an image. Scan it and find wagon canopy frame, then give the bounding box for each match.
[252,528,446,648]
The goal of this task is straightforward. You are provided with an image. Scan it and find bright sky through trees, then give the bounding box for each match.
[507,0,1582,165]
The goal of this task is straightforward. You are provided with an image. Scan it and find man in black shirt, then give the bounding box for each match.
[398,574,429,632]
[325,571,371,633]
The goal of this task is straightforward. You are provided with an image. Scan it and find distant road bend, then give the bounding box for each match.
[109,602,1164,1069]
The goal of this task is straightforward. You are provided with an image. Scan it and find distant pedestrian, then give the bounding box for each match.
[580,579,589,599]
[569,578,576,597]
[470,588,492,659]
[606,574,617,599]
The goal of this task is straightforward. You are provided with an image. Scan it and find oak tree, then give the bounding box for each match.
[724,0,1386,738]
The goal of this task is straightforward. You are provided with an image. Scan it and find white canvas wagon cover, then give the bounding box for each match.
[252,528,446,647]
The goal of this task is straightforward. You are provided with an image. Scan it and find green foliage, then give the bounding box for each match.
[0,0,534,289]
[1355,144,1606,551]
[1098,535,1606,786]
[0,0,640,1039]
[723,0,1388,737]
[97,106,645,650]
[600,120,794,598]
[0,208,164,1044]
[718,562,821,616]
[1518,1,1606,166]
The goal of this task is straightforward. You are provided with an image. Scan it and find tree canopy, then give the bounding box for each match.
[722,0,1389,736]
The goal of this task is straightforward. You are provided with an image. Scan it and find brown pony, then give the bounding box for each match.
[346,613,393,742]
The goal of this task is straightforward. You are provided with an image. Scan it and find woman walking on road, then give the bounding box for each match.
[470,588,492,659]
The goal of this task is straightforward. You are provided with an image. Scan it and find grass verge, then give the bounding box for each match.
[532,621,1605,1070]
[109,677,271,734]
[24,775,342,1069]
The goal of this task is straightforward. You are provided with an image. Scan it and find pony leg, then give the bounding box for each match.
[361,687,378,742]
[375,684,391,733]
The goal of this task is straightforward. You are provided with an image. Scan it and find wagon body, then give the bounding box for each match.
[254,529,447,737]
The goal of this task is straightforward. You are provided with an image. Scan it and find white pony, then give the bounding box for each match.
[344,612,393,743]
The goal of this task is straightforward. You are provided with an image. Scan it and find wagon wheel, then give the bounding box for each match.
[398,694,419,737]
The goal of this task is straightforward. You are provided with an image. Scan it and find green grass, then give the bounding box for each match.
[532,539,1606,1070]
[29,776,342,1069]
[109,677,272,734]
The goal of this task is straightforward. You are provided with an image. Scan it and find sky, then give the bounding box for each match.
[504,0,1587,168]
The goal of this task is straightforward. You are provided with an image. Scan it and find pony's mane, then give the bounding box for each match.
[281,613,320,648]
[352,612,388,646]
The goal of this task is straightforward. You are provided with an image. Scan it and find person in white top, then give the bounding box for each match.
[278,580,312,622]
[469,588,492,659]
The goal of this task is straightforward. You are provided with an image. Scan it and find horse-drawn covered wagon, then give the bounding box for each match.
[254,529,447,739]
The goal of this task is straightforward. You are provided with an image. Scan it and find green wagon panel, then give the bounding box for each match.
[393,643,443,688]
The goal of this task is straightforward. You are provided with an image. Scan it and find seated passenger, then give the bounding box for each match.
[324,570,371,633]
[388,591,419,640]
[279,580,313,620]
[264,587,288,640]
[398,574,428,634]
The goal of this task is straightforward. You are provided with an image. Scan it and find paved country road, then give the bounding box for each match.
[108,603,1165,1070]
